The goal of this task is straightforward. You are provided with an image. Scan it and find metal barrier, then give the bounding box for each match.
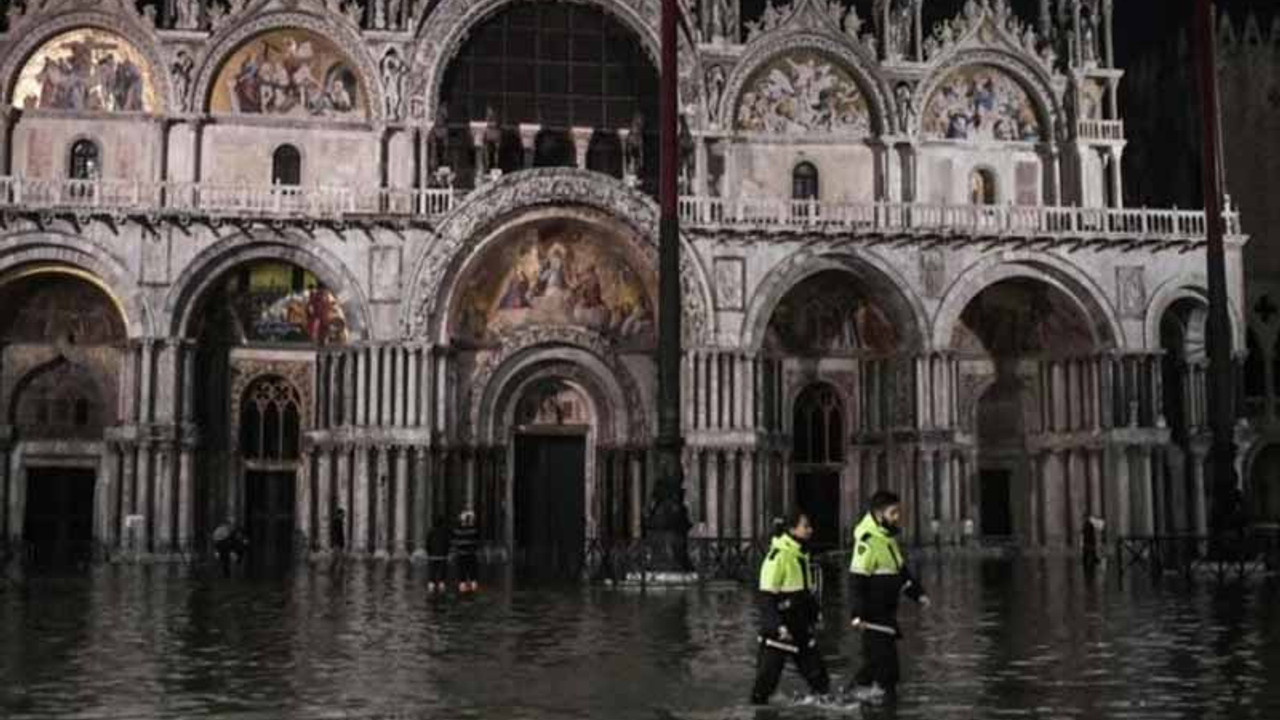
[583,537,772,584]
[1115,533,1280,583]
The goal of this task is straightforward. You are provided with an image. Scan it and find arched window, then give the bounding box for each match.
[272,144,302,186]
[793,383,844,464]
[69,139,100,179]
[240,376,302,461]
[792,161,819,200]
[969,168,997,205]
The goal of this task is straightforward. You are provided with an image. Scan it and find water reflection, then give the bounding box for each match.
[1,559,1278,719]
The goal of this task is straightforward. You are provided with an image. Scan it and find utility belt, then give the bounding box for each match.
[757,633,818,655]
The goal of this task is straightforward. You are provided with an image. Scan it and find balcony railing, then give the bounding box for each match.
[0,176,460,220]
[0,176,1242,246]
[677,196,1242,244]
[1077,119,1126,141]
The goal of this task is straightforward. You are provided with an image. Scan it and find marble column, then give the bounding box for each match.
[316,449,333,552]
[518,123,540,168]
[1191,447,1208,537]
[154,445,174,555]
[1111,445,1132,537]
[917,449,936,543]
[722,452,739,538]
[1133,448,1154,536]
[470,121,490,175]
[374,445,390,558]
[413,447,430,558]
[355,346,368,427]
[630,451,644,539]
[352,445,369,553]
[138,339,156,424]
[394,446,409,557]
[297,451,313,555]
[1088,448,1104,518]
[136,442,153,554]
[741,451,756,540]
[120,445,137,552]
[99,444,119,552]
[571,127,593,169]
[705,450,720,537]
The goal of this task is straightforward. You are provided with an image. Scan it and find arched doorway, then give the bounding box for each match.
[792,383,844,549]
[238,375,303,566]
[1159,298,1208,534]
[511,377,590,576]
[953,278,1100,546]
[0,271,125,568]
[762,266,910,543]
[186,259,349,559]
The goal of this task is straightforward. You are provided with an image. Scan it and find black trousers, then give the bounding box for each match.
[750,637,830,704]
[852,630,900,692]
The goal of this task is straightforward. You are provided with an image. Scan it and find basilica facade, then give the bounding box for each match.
[0,0,1248,567]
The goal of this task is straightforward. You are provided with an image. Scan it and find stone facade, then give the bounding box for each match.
[0,0,1248,564]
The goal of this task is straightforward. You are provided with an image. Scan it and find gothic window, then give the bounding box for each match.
[13,361,105,439]
[69,139,100,180]
[272,144,302,186]
[793,383,845,464]
[240,376,302,461]
[970,168,997,205]
[792,161,819,200]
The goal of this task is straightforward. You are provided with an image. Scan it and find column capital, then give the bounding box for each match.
[518,122,542,149]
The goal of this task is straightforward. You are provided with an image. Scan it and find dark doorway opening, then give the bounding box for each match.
[23,467,95,569]
[514,433,586,579]
[980,469,1013,537]
[795,470,840,548]
[245,471,295,569]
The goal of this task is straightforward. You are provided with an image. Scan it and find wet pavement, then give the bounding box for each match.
[1,558,1278,719]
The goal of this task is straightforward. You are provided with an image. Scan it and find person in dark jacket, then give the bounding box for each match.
[451,510,480,593]
[426,515,451,594]
[212,518,248,578]
[846,490,930,703]
[750,510,831,705]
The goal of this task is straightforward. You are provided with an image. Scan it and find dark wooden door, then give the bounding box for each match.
[245,471,295,568]
[23,468,95,569]
[795,470,841,549]
[980,469,1013,537]
[514,434,586,578]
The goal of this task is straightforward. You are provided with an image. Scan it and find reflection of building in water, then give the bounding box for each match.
[0,0,1247,568]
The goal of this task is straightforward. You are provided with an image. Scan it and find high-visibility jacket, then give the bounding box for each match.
[849,512,925,635]
[758,533,820,640]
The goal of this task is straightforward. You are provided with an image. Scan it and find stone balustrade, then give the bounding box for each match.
[0,173,1243,246]
[1077,118,1126,141]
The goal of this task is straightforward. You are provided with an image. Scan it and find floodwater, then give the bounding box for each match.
[1,558,1278,720]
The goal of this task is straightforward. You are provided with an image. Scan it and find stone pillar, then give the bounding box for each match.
[694,135,709,196]
[517,123,540,168]
[705,450,720,537]
[355,346,368,427]
[571,127,594,169]
[413,447,430,558]
[740,450,756,539]
[316,448,332,552]
[1108,147,1124,209]
[118,445,136,551]
[917,449,936,544]
[1044,450,1067,547]
[722,452,739,538]
[1028,451,1044,546]
[381,346,394,427]
[296,451,312,555]
[154,444,174,555]
[138,339,156,424]
[374,445,390,558]
[352,445,369,554]
[394,446,409,557]
[937,450,954,543]
[1088,448,1104,518]
[406,347,419,427]
[136,442,153,555]
[1068,449,1087,544]
[1111,445,1132,537]
[1133,447,1154,536]
[470,121,490,175]
[630,451,644,539]
[1190,446,1208,536]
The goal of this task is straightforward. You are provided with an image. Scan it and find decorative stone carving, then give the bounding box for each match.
[1117,266,1145,320]
[920,249,945,298]
[623,113,645,178]
[736,52,871,135]
[170,49,195,112]
[704,64,727,124]
[380,47,408,121]
[922,64,1042,142]
[894,81,916,134]
[921,0,1050,73]
[713,257,745,311]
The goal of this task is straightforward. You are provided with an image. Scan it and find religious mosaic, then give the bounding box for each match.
[765,271,898,355]
[922,65,1041,142]
[952,279,1094,356]
[736,52,871,135]
[210,29,364,118]
[12,29,155,112]
[215,262,348,346]
[514,379,590,427]
[0,275,126,345]
[454,219,655,345]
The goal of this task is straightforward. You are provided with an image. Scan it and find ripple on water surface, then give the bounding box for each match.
[1,559,1278,720]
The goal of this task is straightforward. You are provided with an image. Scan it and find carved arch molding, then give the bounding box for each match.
[228,359,314,453]
[403,168,712,345]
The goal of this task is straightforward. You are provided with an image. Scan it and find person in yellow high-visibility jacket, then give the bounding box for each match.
[750,510,831,705]
[846,490,931,703]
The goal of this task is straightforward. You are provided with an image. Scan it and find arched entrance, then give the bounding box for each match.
[953,277,1102,546]
[185,258,349,560]
[760,265,915,543]
[1159,297,1208,534]
[792,383,844,549]
[0,270,126,568]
